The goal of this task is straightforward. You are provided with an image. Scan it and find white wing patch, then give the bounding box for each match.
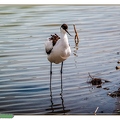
[45,38,53,54]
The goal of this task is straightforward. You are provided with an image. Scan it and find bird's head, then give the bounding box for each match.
[60,24,72,36]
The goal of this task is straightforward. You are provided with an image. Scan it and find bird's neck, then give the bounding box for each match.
[60,32,69,47]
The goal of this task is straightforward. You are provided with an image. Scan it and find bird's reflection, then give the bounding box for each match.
[45,73,70,115]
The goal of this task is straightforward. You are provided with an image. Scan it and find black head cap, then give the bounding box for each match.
[61,24,68,31]
[61,24,72,36]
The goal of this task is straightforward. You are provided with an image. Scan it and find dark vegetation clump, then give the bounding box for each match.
[88,73,110,86]
[108,88,120,97]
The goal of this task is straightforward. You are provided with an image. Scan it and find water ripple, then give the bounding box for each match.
[0,5,120,114]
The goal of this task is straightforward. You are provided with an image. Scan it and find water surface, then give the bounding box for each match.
[0,5,120,115]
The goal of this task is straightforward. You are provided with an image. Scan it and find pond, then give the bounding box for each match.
[0,5,120,115]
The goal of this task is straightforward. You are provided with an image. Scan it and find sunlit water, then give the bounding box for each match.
[0,5,120,115]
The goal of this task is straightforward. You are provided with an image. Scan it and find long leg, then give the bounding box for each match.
[60,73,63,92]
[50,62,52,74]
[50,63,52,96]
[50,72,52,96]
[49,72,54,112]
[50,62,52,96]
[60,62,63,74]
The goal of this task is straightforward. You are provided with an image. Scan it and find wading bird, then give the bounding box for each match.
[45,24,71,74]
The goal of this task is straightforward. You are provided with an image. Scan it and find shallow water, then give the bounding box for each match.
[0,5,120,115]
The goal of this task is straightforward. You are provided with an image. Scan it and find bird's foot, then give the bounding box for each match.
[60,70,62,74]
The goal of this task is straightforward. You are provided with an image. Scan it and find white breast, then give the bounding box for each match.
[47,39,71,64]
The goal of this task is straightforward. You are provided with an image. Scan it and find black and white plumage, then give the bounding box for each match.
[45,24,71,74]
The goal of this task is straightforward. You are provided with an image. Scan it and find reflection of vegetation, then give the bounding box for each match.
[73,24,79,65]
[45,73,70,115]
[73,43,79,69]
[73,44,78,57]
